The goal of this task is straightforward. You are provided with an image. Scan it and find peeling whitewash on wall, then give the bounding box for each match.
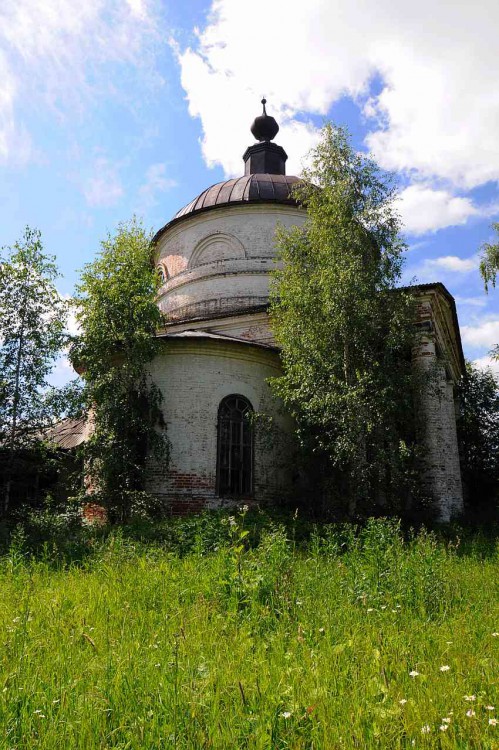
[146,339,297,514]
[148,200,464,519]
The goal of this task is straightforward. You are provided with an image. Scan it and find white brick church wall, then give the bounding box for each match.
[146,337,297,513]
[155,204,305,320]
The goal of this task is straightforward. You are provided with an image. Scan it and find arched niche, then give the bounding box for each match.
[189,232,246,269]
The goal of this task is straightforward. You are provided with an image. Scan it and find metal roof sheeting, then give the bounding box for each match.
[174,174,301,219]
[45,416,90,450]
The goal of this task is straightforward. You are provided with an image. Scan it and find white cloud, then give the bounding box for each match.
[407,253,479,285]
[176,0,499,192]
[49,356,75,388]
[126,0,148,19]
[177,42,320,177]
[0,0,160,164]
[398,185,479,235]
[83,158,123,208]
[65,307,81,339]
[427,255,479,273]
[461,319,499,349]
[138,163,177,210]
[455,296,487,308]
[473,355,499,379]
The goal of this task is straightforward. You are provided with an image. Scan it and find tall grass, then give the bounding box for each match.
[0,514,497,749]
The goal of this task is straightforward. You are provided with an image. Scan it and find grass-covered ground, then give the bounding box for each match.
[0,512,498,749]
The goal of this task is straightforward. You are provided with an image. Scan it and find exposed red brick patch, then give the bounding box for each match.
[83,503,108,526]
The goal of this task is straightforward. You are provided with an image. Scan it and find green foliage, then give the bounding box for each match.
[479,223,499,361]
[0,516,497,749]
[219,508,292,615]
[270,124,419,514]
[457,361,499,516]
[480,222,499,294]
[0,227,81,515]
[73,218,168,522]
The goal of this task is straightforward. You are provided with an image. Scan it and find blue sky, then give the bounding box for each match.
[1,0,498,383]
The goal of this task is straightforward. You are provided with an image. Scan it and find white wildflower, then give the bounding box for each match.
[489,718,498,726]
[280,711,292,719]
[367,608,374,613]
[442,717,451,724]
[439,725,448,732]
[492,632,499,637]
[399,699,408,705]
[421,724,431,734]
[466,709,476,717]
[439,665,450,672]
[409,670,420,678]
[464,695,476,701]
[485,705,495,711]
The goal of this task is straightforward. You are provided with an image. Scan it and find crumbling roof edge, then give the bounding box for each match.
[399,281,466,375]
[156,329,279,353]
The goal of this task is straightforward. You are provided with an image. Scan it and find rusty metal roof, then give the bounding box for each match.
[175,173,301,218]
[153,173,303,243]
[157,329,278,351]
[45,416,90,450]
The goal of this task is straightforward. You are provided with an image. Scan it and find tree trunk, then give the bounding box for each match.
[2,309,26,517]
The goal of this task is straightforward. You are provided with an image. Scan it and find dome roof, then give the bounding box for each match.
[153,101,303,243]
[175,173,301,220]
[153,173,302,243]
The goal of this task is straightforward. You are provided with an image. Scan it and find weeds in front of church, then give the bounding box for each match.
[0,514,497,749]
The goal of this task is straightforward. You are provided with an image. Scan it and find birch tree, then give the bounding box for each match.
[270,124,418,515]
[0,227,69,515]
[72,218,168,522]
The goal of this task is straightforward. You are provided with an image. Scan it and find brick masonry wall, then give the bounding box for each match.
[412,334,464,521]
[146,337,297,514]
[150,203,465,519]
[155,204,305,320]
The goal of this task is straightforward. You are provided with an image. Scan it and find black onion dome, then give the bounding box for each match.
[250,98,279,142]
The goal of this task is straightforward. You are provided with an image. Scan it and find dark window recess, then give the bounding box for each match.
[217,395,253,496]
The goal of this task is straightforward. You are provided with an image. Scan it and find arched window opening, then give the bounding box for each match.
[217,395,253,496]
[157,264,168,284]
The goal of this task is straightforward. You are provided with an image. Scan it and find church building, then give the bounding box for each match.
[146,101,466,522]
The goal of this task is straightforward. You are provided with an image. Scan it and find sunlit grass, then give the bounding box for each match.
[0,516,497,748]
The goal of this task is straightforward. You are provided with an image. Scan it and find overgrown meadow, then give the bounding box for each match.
[0,512,497,749]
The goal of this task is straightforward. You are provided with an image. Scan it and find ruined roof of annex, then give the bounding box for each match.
[45,416,90,450]
[156,329,279,352]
